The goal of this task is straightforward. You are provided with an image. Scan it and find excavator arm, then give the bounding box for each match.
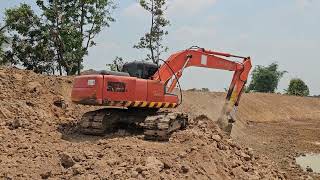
[152,48,252,134]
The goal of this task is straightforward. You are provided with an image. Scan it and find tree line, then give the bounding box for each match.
[0,0,313,96]
[0,0,117,75]
[0,0,169,75]
[247,62,310,97]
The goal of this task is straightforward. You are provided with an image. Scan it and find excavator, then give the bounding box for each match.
[71,47,252,140]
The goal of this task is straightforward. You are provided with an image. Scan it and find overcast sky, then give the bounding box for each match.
[1,0,319,95]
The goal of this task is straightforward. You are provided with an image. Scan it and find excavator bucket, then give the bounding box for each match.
[217,57,251,135]
[217,101,237,135]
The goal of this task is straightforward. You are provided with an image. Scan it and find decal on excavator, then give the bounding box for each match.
[87,79,96,86]
[201,55,207,65]
[107,82,126,92]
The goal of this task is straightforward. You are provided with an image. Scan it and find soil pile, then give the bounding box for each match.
[0,67,285,179]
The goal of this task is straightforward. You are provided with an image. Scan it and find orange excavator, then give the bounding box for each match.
[71,47,252,140]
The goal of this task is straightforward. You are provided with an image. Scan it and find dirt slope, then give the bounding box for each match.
[180,91,320,179]
[179,90,320,122]
[237,93,320,123]
[0,67,317,179]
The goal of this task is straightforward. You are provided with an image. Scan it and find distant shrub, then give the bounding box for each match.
[187,88,210,92]
[285,78,309,96]
[201,88,210,92]
[187,88,198,92]
[247,62,286,93]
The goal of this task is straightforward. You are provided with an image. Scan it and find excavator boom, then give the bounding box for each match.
[155,49,251,105]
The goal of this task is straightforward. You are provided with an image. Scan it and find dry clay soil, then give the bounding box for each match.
[0,67,319,179]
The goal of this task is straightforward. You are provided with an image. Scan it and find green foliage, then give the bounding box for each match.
[3,4,55,73]
[187,88,197,92]
[2,0,115,75]
[285,78,309,96]
[134,0,170,64]
[201,88,210,92]
[186,88,210,92]
[248,62,287,93]
[106,56,125,71]
[0,25,8,61]
[36,0,116,75]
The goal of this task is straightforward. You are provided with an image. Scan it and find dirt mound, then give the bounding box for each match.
[0,67,285,179]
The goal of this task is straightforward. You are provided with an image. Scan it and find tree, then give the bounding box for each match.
[247,62,287,93]
[3,4,55,73]
[36,0,116,75]
[201,88,210,92]
[134,0,170,64]
[2,1,115,75]
[285,78,309,96]
[106,56,125,71]
[0,24,8,61]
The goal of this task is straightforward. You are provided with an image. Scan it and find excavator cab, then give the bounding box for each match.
[122,61,159,79]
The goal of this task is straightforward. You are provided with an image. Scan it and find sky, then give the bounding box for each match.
[1,0,320,95]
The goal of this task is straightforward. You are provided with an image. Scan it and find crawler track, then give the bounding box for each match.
[79,109,115,135]
[143,113,188,141]
[78,108,188,140]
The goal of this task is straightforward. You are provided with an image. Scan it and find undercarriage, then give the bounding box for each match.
[78,108,188,141]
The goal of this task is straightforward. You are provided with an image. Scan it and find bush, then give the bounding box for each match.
[286,78,309,96]
[201,88,210,92]
[247,62,286,93]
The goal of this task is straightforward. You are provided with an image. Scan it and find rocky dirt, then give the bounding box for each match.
[0,67,318,179]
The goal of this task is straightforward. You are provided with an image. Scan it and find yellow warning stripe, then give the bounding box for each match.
[105,101,178,109]
[149,102,156,108]
[125,101,132,107]
[141,102,148,107]
[155,102,162,108]
[163,103,170,108]
[133,101,141,107]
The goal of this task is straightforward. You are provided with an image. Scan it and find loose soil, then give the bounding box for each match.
[0,67,319,179]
